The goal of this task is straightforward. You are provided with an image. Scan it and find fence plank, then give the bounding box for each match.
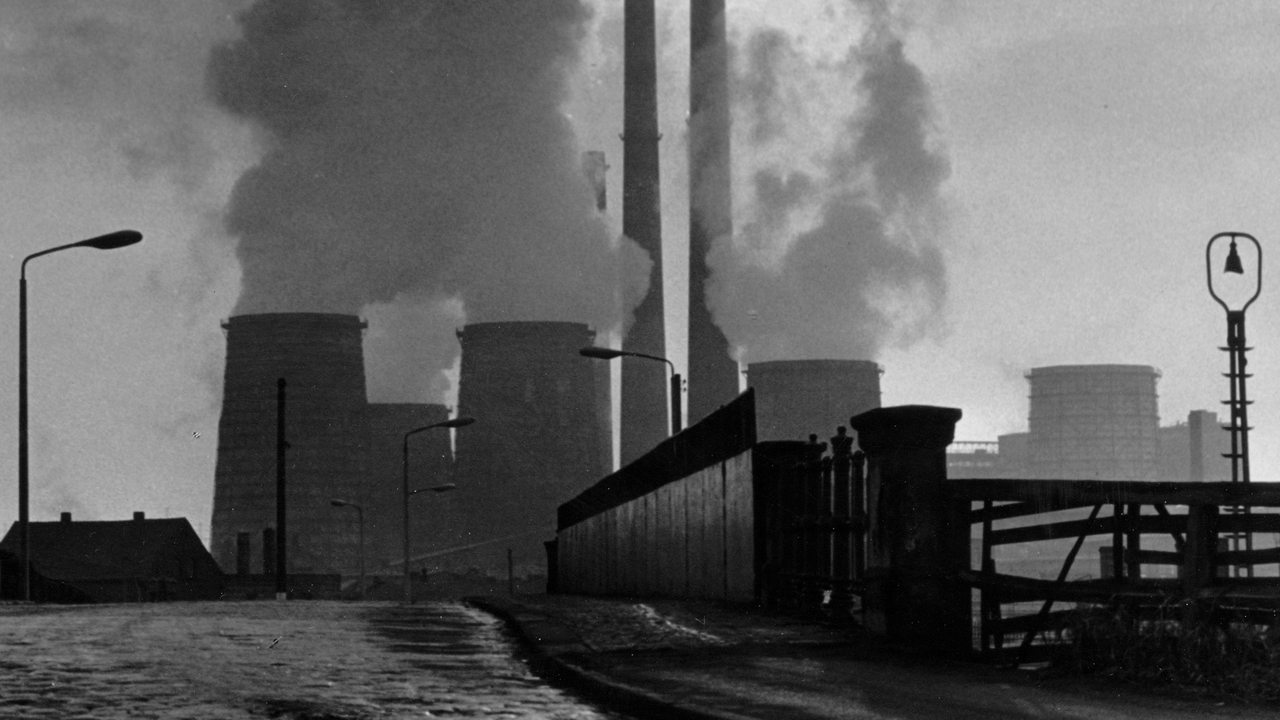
[990,513,1184,546]
[1217,547,1280,566]
[949,479,1280,507]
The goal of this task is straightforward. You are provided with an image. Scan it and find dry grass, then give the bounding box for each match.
[1049,604,1280,701]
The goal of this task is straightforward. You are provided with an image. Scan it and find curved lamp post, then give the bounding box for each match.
[1206,231,1262,485]
[329,498,365,600]
[402,417,474,604]
[580,346,682,435]
[19,229,142,601]
[1207,231,1261,579]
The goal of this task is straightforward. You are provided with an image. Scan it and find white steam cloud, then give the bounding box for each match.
[708,2,950,364]
[210,0,650,401]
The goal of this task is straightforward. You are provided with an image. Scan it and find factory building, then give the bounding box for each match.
[946,365,1232,482]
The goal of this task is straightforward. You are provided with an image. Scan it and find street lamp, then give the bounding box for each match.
[1207,231,1261,580]
[1205,231,1262,485]
[402,417,474,604]
[19,229,142,601]
[580,346,682,435]
[329,499,365,600]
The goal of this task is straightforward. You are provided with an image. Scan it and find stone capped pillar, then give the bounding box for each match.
[849,405,969,655]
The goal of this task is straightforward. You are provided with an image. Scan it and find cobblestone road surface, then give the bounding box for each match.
[0,600,629,719]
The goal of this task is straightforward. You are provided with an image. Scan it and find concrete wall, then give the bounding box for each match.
[558,448,755,601]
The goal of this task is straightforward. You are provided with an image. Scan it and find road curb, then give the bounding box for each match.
[467,596,759,720]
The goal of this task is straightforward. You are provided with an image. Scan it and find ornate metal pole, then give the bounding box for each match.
[1206,231,1262,577]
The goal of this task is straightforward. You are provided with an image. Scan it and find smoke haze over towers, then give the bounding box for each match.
[210,0,651,400]
[706,2,950,365]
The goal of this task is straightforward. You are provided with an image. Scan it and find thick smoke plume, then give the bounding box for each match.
[210,0,648,399]
[708,3,949,364]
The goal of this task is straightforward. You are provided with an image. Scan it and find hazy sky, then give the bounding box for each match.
[2,0,1280,543]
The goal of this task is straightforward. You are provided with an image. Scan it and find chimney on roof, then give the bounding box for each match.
[60,512,71,523]
[133,511,145,521]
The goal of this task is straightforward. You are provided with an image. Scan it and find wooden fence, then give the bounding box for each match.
[556,402,1280,660]
[953,479,1280,662]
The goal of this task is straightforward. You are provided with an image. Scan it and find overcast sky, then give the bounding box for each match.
[2,0,1279,543]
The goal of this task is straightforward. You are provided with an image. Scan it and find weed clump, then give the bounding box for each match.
[1050,604,1280,701]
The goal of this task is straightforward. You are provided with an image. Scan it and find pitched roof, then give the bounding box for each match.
[0,516,215,581]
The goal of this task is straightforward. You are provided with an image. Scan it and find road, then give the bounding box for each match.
[0,600,628,719]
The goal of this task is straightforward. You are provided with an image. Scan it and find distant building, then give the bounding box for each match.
[948,412,1230,482]
[1027,365,1161,481]
[945,442,999,479]
[944,362,1229,483]
[0,512,224,602]
[1156,410,1234,482]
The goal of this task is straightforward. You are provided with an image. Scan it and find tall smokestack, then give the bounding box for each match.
[619,0,668,464]
[687,0,739,423]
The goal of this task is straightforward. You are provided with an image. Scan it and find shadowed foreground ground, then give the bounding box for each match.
[477,594,1280,720]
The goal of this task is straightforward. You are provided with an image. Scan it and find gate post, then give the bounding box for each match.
[850,405,969,655]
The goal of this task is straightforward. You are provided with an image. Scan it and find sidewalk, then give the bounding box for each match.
[471,594,1276,720]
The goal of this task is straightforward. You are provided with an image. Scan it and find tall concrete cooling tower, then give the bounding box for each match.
[365,403,453,570]
[1027,364,1160,481]
[619,0,668,465]
[748,360,882,441]
[452,321,608,575]
[210,313,369,576]
[687,0,740,425]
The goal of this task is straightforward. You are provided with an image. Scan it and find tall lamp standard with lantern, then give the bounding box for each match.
[19,229,142,601]
[1206,231,1261,577]
[402,417,474,604]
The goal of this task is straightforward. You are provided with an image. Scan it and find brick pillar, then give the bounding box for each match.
[850,405,969,655]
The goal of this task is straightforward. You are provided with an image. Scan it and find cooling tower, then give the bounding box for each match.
[619,0,668,465]
[210,313,369,576]
[687,0,740,424]
[1027,364,1160,481]
[365,403,453,569]
[452,321,608,575]
[748,360,882,441]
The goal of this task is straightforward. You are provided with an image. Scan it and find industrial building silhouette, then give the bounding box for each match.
[209,313,609,581]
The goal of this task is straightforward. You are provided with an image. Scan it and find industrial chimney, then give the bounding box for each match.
[619,0,668,465]
[687,0,740,425]
[210,313,369,576]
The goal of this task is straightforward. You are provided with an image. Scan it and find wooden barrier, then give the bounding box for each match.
[953,479,1280,662]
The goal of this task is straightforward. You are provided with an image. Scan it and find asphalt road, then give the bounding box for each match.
[0,600,629,719]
